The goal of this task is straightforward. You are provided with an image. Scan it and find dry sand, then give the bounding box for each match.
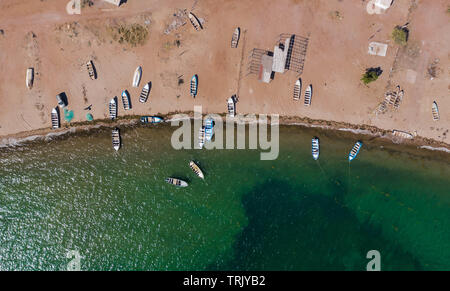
[0,0,448,147]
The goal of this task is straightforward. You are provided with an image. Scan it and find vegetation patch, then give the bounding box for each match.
[108,24,149,47]
[361,67,382,85]
[392,26,409,46]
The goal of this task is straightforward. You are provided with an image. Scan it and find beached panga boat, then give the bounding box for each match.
[112,128,121,151]
[139,82,151,103]
[51,107,60,129]
[198,126,206,149]
[392,130,413,139]
[122,90,131,110]
[86,60,97,80]
[231,27,240,48]
[348,141,363,162]
[188,12,203,31]
[227,96,236,117]
[190,74,198,98]
[432,101,440,121]
[26,68,34,89]
[165,178,188,187]
[304,84,312,106]
[189,161,205,179]
[140,116,163,124]
[204,118,214,141]
[293,78,302,101]
[312,137,319,160]
[133,66,142,88]
[109,98,117,120]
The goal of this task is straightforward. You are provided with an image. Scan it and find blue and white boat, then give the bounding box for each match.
[311,137,319,160]
[348,141,363,162]
[140,116,163,124]
[190,74,198,98]
[204,118,214,141]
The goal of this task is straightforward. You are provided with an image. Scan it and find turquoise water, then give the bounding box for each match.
[0,124,449,270]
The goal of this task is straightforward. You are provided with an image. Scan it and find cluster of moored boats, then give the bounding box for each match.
[293,78,313,106]
[311,137,363,162]
[165,160,204,188]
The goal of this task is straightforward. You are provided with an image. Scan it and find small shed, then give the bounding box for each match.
[368,42,388,56]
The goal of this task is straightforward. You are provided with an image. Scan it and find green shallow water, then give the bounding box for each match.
[0,124,449,270]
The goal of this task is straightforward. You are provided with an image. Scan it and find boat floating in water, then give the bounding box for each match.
[140,116,163,124]
[312,137,319,160]
[198,127,206,149]
[189,161,205,179]
[133,66,142,88]
[165,178,188,187]
[227,95,236,117]
[190,74,198,98]
[293,78,301,101]
[122,90,131,110]
[112,128,121,151]
[86,60,97,80]
[204,118,214,141]
[304,84,312,106]
[109,98,117,120]
[188,12,203,31]
[51,107,60,129]
[231,27,240,48]
[26,68,34,89]
[348,141,363,162]
[432,101,440,121]
[139,82,151,103]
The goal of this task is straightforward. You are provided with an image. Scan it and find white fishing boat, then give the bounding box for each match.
[304,84,312,106]
[122,90,131,110]
[227,96,236,117]
[51,107,60,129]
[190,74,198,98]
[86,60,96,80]
[312,137,319,160]
[189,161,205,179]
[198,127,206,149]
[348,141,363,162]
[112,128,121,151]
[231,27,240,48]
[133,66,142,87]
[165,178,188,187]
[392,130,413,139]
[139,82,151,103]
[393,90,404,110]
[432,101,440,121]
[26,68,34,89]
[188,12,203,31]
[204,118,214,141]
[109,98,117,120]
[293,78,302,101]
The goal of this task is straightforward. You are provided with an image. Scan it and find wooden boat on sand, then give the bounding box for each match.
[432,101,440,121]
[190,74,198,98]
[109,98,117,120]
[122,90,131,110]
[112,128,121,151]
[227,96,236,117]
[304,84,312,106]
[348,141,363,162]
[392,130,413,139]
[188,12,203,31]
[26,68,34,89]
[86,60,97,80]
[165,178,188,187]
[189,161,205,179]
[51,107,60,129]
[231,27,240,48]
[140,116,163,124]
[293,79,301,101]
[139,82,151,103]
[311,137,319,160]
[133,66,142,87]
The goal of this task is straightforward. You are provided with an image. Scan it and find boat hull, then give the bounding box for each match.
[133,66,142,87]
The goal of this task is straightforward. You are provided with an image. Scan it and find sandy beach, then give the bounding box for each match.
[0,0,448,148]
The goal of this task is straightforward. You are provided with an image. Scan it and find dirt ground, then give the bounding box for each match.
[0,0,448,144]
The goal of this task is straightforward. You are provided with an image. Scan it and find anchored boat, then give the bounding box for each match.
[348,141,363,162]
[190,74,198,98]
[133,66,142,88]
[112,128,121,151]
[205,118,214,141]
[227,96,236,117]
[231,27,240,48]
[432,101,440,121]
[165,178,188,187]
[189,161,205,179]
[198,126,206,149]
[86,60,97,80]
[109,98,117,120]
[139,82,151,103]
[51,107,60,129]
[188,12,203,31]
[140,116,163,124]
[293,78,301,101]
[122,90,131,110]
[304,84,312,106]
[312,137,319,160]
[26,68,34,89]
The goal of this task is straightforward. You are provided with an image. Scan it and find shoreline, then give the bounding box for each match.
[1,112,449,155]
